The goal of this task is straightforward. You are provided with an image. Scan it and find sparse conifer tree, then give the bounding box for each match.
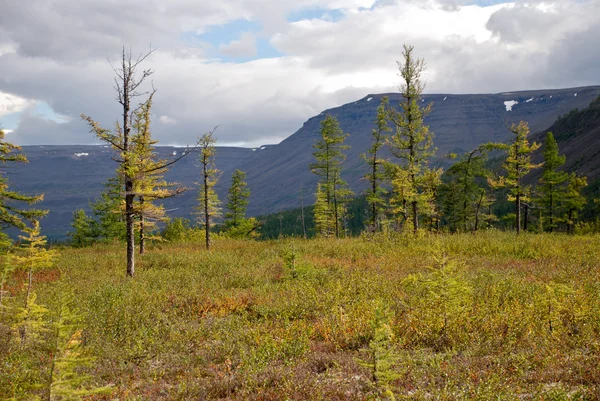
[83,48,193,275]
[441,143,502,232]
[225,169,250,229]
[310,115,353,238]
[196,132,221,249]
[130,94,183,254]
[489,121,541,234]
[386,45,437,234]
[68,209,96,247]
[91,176,125,241]
[536,132,569,232]
[0,128,46,230]
[81,48,155,277]
[361,97,391,231]
[563,174,587,234]
[10,220,57,342]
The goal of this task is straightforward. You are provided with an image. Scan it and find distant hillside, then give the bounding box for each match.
[9,86,600,238]
[532,95,600,180]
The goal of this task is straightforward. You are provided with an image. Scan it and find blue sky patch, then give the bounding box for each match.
[183,19,283,63]
[288,8,345,23]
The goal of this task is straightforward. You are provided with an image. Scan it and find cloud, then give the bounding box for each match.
[219,31,258,58]
[159,115,178,125]
[0,92,34,118]
[1,0,599,146]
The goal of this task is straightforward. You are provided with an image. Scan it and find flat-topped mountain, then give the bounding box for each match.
[9,86,600,238]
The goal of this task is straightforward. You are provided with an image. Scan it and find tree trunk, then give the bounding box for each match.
[523,203,529,232]
[125,189,135,277]
[568,209,574,235]
[412,200,418,234]
[474,191,484,233]
[300,186,307,239]
[139,202,145,256]
[204,160,210,250]
[25,268,32,309]
[515,194,521,235]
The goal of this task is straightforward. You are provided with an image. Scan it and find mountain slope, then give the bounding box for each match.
[532,95,600,180]
[242,86,600,214]
[9,85,600,238]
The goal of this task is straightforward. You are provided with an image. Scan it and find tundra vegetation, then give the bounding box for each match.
[2,45,600,400]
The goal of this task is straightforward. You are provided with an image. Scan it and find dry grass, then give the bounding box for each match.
[2,231,600,400]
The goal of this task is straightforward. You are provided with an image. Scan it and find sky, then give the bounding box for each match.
[0,0,599,147]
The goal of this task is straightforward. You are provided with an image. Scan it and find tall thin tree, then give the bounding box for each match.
[310,115,352,237]
[489,121,541,234]
[386,45,437,234]
[536,132,569,232]
[83,48,193,276]
[361,97,391,231]
[196,132,221,249]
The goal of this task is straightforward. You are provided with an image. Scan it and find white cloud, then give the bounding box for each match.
[0,92,34,117]
[159,115,178,125]
[219,31,258,58]
[1,0,599,145]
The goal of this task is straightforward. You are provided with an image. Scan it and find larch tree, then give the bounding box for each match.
[82,48,193,276]
[225,169,250,229]
[130,94,183,254]
[10,219,57,342]
[197,131,221,249]
[224,169,259,238]
[310,115,353,238]
[563,174,587,234]
[90,175,125,241]
[441,143,502,232]
[386,44,437,234]
[361,97,391,231]
[68,209,96,247]
[82,48,154,277]
[536,132,569,232]
[489,121,541,234]
[0,128,47,230]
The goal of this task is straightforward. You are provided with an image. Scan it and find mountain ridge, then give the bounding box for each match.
[8,85,600,238]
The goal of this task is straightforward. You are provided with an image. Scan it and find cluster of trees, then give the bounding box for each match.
[0,45,594,283]
[310,45,589,237]
[68,49,259,276]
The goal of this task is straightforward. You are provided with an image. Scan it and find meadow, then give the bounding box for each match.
[2,231,600,400]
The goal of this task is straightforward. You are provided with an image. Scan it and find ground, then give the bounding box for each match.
[2,231,600,400]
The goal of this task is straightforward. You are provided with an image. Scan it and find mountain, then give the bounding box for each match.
[532,95,600,180]
[9,86,600,239]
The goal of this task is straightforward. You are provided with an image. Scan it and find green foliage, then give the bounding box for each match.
[386,45,439,233]
[563,174,587,234]
[440,144,502,232]
[10,220,58,342]
[361,97,391,231]
[161,218,205,242]
[222,169,258,239]
[225,169,251,228]
[48,286,113,400]
[402,252,472,348]
[489,121,541,233]
[536,132,569,232]
[222,217,260,239]
[68,209,97,247]
[129,94,183,253]
[311,115,353,238]
[90,175,126,241]
[0,128,47,230]
[358,300,400,400]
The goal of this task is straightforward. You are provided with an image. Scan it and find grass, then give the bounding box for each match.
[2,231,600,400]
